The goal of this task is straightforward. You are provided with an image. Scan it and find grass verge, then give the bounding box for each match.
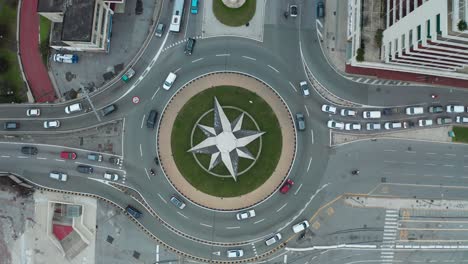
[212,0,256,27]
[453,126,468,143]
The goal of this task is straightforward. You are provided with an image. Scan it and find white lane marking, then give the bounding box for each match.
[424,163,436,166]
[1,155,10,158]
[200,223,212,228]
[307,157,312,172]
[18,156,28,159]
[36,157,47,160]
[316,26,323,39]
[405,151,416,154]
[276,203,288,212]
[144,168,151,180]
[289,81,297,92]
[151,88,160,101]
[157,193,167,203]
[384,149,396,152]
[445,153,456,156]
[294,183,303,195]
[402,161,416,165]
[316,19,323,28]
[177,212,188,219]
[254,219,265,224]
[174,67,181,73]
[216,53,230,57]
[384,160,396,163]
[156,245,159,263]
[284,254,288,264]
[242,56,256,61]
[444,164,455,167]
[139,144,143,157]
[267,65,279,73]
[426,152,437,155]
[226,226,240,230]
[74,161,126,173]
[140,114,146,129]
[55,159,65,162]
[444,175,455,178]
[304,105,310,117]
[310,129,314,144]
[191,58,204,63]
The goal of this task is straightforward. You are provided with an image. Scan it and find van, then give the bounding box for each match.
[87,153,103,162]
[49,171,68,181]
[126,205,142,218]
[147,110,158,129]
[65,103,83,114]
[292,220,309,233]
[163,72,177,90]
[362,111,381,119]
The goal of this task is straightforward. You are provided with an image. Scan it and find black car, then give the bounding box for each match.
[316,1,325,18]
[146,110,158,129]
[135,0,143,15]
[21,146,38,155]
[101,104,117,116]
[77,165,93,174]
[126,205,142,218]
[184,38,196,55]
[4,122,19,130]
[290,5,298,17]
[109,156,123,166]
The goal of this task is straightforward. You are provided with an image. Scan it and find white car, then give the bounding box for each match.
[362,111,381,119]
[236,209,256,220]
[446,105,465,113]
[327,120,344,130]
[26,109,40,117]
[299,81,310,96]
[340,109,356,116]
[405,106,424,115]
[418,119,433,127]
[163,72,177,90]
[292,220,310,233]
[64,103,82,114]
[227,249,244,258]
[43,120,60,128]
[103,172,119,181]
[265,233,282,246]
[384,122,403,130]
[366,123,381,130]
[321,104,337,114]
[345,123,361,130]
[456,116,468,123]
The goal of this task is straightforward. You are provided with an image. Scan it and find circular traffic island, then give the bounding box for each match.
[213,0,256,27]
[158,73,295,210]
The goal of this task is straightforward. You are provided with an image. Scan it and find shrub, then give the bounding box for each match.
[458,20,467,31]
[356,48,365,62]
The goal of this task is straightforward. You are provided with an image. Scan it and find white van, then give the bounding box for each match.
[49,171,68,181]
[362,111,381,119]
[292,220,309,233]
[65,103,83,114]
[163,72,177,90]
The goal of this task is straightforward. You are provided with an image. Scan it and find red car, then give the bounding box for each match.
[60,151,77,160]
[280,179,294,194]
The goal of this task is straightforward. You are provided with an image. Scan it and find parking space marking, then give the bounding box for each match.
[254,219,265,224]
[36,157,47,160]
[304,105,310,117]
[191,58,204,63]
[177,212,188,219]
[289,81,297,92]
[140,114,145,129]
[139,144,143,157]
[307,157,312,172]
[200,223,212,228]
[1,155,10,158]
[276,203,288,212]
[294,183,303,195]
[157,193,167,204]
[151,88,160,101]
[144,168,151,180]
[226,226,240,230]
[267,65,279,73]
[242,56,256,61]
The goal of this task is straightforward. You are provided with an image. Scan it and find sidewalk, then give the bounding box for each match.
[19,0,56,102]
[158,73,295,210]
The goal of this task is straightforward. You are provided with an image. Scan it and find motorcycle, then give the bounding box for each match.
[150,169,155,176]
[351,169,360,175]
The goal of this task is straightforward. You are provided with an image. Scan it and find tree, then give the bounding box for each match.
[375,29,383,46]
[458,20,467,31]
[356,48,365,62]
[0,56,10,73]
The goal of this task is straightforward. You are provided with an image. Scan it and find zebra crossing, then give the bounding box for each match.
[347,76,411,86]
[380,209,399,263]
[161,35,203,53]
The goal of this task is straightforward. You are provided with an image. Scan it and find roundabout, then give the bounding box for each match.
[158,72,296,210]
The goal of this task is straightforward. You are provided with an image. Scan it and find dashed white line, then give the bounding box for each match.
[216,53,230,57]
[254,219,265,224]
[307,157,312,172]
[151,88,160,101]
[1,155,10,158]
[444,175,455,178]
[36,157,47,160]
[191,58,204,63]
[310,129,314,144]
[304,105,310,117]
[383,149,396,152]
[267,65,279,73]
[157,193,167,204]
[144,168,151,180]
[139,144,143,157]
[445,153,456,156]
[241,56,256,61]
[424,163,436,166]
[402,161,416,165]
[18,156,28,159]
[443,164,455,167]
[174,67,181,73]
[384,160,396,163]
[284,254,288,264]
[200,223,212,228]
[55,159,65,162]
[405,151,416,154]
[426,152,437,155]
[276,203,288,212]
[289,81,297,92]
[177,212,188,219]
[226,226,240,230]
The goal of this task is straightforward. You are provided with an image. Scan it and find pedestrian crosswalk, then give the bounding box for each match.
[347,76,411,86]
[162,35,203,53]
[381,209,399,263]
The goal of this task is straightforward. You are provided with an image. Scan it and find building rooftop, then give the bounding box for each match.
[37,0,66,13]
[62,0,95,42]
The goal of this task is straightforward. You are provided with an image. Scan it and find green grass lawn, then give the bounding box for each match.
[453,127,468,143]
[171,86,282,197]
[39,16,51,65]
[212,0,256,27]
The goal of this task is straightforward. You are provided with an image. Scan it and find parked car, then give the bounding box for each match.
[53,54,78,63]
[366,123,381,130]
[49,171,68,181]
[446,105,465,113]
[135,0,143,15]
[296,113,305,131]
[292,220,310,233]
[340,109,356,116]
[121,68,135,82]
[280,179,294,194]
[316,1,325,18]
[456,116,468,123]
[103,172,119,181]
[265,233,282,246]
[155,23,165,37]
[227,249,244,258]
[43,120,60,128]
[299,81,310,96]
[184,37,196,55]
[345,123,361,130]
[236,209,256,220]
[362,111,381,119]
[190,0,199,14]
[418,119,433,127]
[327,120,344,130]
[405,106,424,115]
[4,122,19,130]
[60,151,77,160]
[26,108,40,117]
[77,165,93,174]
[163,72,177,90]
[146,110,158,129]
[384,122,403,130]
[289,5,298,17]
[170,195,186,209]
[382,108,399,115]
[101,104,117,116]
[109,156,123,166]
[436,117,452,125]
[87,153,103,162]
[126,205,142,218]
[64,103,82,114]
[321,104,337,114]
[21,146,38,155]
[428,105,444,113]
